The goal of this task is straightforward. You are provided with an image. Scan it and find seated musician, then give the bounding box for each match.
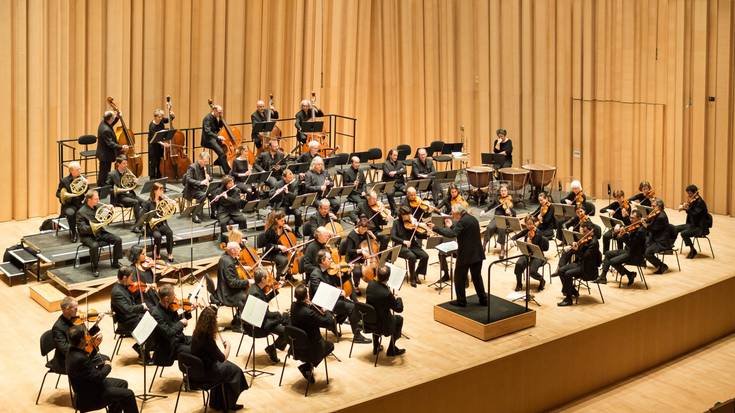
[183,151,215,223]
[595,210,646,285]
[201,104,230,174]
[257,210,292,280]
[510,216,549,292]
[305,199,338,239]
[410,148,441,202]
[251,99,279,150]
[107,156,145,232]
[556,180,587,241]
[403,186,427,220]
[148,108,174,180]
[76,190,123,276]
[297,140,321,165]
[676,184,711,259]
[439,184,468,214]
[556,221,602,307]
[630,180,656,208]
[254,138,286,190]
[308,249,371,344]
[295,99,324,144]
[643,199,674,274]
[339,216,375,295]
[110,266,149,359]
[482,184,515,258]
[214,176,248,235]
[341,156,367,208]
[56,161,87,243]
[304,156,339,214]
[270,168,302,236]
[290,284,335,383]
[127,245,159,308]
[600,189,632,252]
[141,182,174,261]
[392,206,429,287]
[247,268,289,363]
[356,190,391,250]
[214,242,250,332]
[191,306,248,411]
[492,128,513,168]
[366,265,405,357]
[382,148,407,213]
[302,227,332,277]
[561,206,601,244]
[531,192,556,239]
[150,284,192,363]
[230,144,257,200]
[66,325,139,413]
[52,296,109,374]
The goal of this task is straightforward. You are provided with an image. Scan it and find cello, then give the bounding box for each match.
[106,97,143,176]
[260,94,282,151]
[278,227,302,276]
[208,98,250,166]
[158,96,191,180]
[359,230,380,282]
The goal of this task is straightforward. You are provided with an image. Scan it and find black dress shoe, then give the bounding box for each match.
[537,278,546,292]
[372,344,384,355]
[478,297,488,306]
[192,215,201,224]
[593,277,607,284]
[386,347,406,357]
[654,264,669,274]
[450,300,467,307]
[415,277,422,285]
[329,325,341,339]
[410,280,417,288]
[557,297,574,307]
[231,404,244,411]
[439,274,450,282]
[353,334,372,344]
[514,284,523,292]
[686,248,697,259]
[70,233,78,243]
[626,274,636,286]
[265,345,280,363]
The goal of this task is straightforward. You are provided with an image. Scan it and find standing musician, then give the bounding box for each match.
[356,191,391,250]
[305,199,338,239]
[257,210,292,279]
[600,189,632,252]
[183,151,215,224]
[149,284,192,364]
[270,168,302,236]
[107,156,144,232]
[305,156,340,213]
[492,128,513,168]
[643,199,674,274]
[676,184,711,259]
[110,267,148,358]
[290,284,335,383]
[302,227,332,276]
[556,221,602,307]
[595,210,646,285]
[382,148,407,213]
[56,161,87,243]
[431,204,488,307]
[556,180,588,241]
[76,190,123,276]
[201,104,230,174]
[128,246,159,309]
[308,249,371,344]
[630,180,656,208]
[297,140,321,165]
[251,99,279,150]
[247,268,289,363]
[96,110,127,187]
[341,156,367,207]
[366,265,406,357]
[214,242,250,333]
[392,206,429,287]
[141,182,174,262]
[66,325,138,413]
[254,138,286,190]
[147,108,174,180]
[295,98,324,145]
[410,148,441,202]
[531,192,556,239]
[213,176,248,235]
[339,216,375,295]
[51,296,109,373]
[510,216,549,292]
[230,144,257,200]
[482,184,515,259]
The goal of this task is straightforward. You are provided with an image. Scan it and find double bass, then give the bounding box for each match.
[106,97,143,176]
[300,91,329,154]
[208,98,250,166]
[158,96,191,180]
[258,94,282,157]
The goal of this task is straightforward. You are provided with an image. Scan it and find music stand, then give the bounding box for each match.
[426,236,452,293]
[131,312,166,405]
[433,240,457,299]
[239,296,273,384]
[378,245,401,266]
[140,178,168,194]
[243,199,270,218]
[243,171,269,186]
[435,169,459,184]
[600,215,623,230]
[302,121,324,133]
[367,182,386,194]
[490,154,506,168]
[326,186,352,199]
[152,128,176,145]
[514,241,544,306]
[252,121,276,135]
[481,153,494,166]
[636,204,653,216]
[292,193,317,223]
[562,229,583,246]
[288,162,310,175]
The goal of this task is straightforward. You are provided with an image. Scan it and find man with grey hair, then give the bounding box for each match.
[201,104,230,174]
[295,97,324,144]
[56,161,87,242]
[305,156,339,214]
[341,156,366,207]
[150,284,191,363]
[183,151,214,223]
[247,267,289,363]
[148,107,175,179]
[410,147,441,202]
[50,296,108,373]
[97,109,128,187]
[297,139,321,164]
[251,99,279,149]
[214,241,250,332]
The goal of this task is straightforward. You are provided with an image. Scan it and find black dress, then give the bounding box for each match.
[191,334,248,410]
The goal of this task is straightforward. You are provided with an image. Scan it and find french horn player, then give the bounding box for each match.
[56,161,88,242]
[106,155,144,233]
[141,182,177,262]
[75,190,123,277]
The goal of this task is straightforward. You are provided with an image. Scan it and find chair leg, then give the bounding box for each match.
[203,390,209,413]
[149,366,159,392]
[706,237,714,258]
[348,336,356,358]
[374,336,382,367]
[159,366,165,377]
[638,266,648,290]
[55,374,61,389]
[324,353,329,384]
[173,381,183,413]
[597,283,605,303]
[278,352,289,387]
[35,371,50,404]
[675,251,681,271]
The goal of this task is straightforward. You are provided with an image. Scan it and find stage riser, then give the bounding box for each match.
[339,276,735,413]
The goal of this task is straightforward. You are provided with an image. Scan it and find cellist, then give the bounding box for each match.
[339,216,375,296]
[257,210,292,280]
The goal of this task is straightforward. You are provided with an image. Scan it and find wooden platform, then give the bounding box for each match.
[434,294,536,340]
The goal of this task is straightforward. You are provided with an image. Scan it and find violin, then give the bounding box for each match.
[127,279,149,294]
[369,200,392,221]
[169,298,194,319]
[679,192,700,211]
[498,195,513,213]
[409,196,440,215]
[72,310,107,354]
[403,215,435,237]
[571,230,594,251]
[527,225,537,241]
[574,191,585,206]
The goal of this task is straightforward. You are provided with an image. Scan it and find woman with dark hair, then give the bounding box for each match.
[128,245,159,308]
[493,128,513,168]
[141,182,175,262]
[191,306,248,411]
[257,209,291,279]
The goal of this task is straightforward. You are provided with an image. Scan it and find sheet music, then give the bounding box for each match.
[506,291,526,301]
[132,311,158,346]
[386,262,406,291]
[435,240,458,254]
[312,282,341,311]
[241,295,268,328]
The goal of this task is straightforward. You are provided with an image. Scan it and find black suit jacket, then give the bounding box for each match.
[308,266,339,300]
[341,166,366,195]
[289,301,334,363]
[301,240,327,277]
[56,175,85,208]
[433,212,484,266]
[297,151,318,165]
[182,163,211,199]
[149,302,188,363]
[96,118,120,162]
[574,238,602,279]
[110,283,145,334]
[366,281,403,336]
[685,197,709,230]
[357,200,388,231]
[201,113,224,149]
[339,230,370,262]
[51,315,100,373]
[250,109,279,141]
[531,203,557,232]
[382,159,406,186]
[647,212,671,246]
[621,227,646,264]
[271,177,300,208]
[410,158,436,180]
[254,151,286,179]
[295,108,324,143]
[66,347,112,411]
[214,253,249,307]
[390,218,427,248]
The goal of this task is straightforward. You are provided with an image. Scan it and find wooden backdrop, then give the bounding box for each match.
[1,0,734,221]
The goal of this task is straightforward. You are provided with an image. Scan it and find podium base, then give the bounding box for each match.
[433,294,536,341]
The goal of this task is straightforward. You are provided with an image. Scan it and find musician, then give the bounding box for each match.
[201,104,230,173]
[149,284,192,363]
[51,296,108,373]
[676,184,711,259]
[431,204,488,307]
[304,199,338,239]
[305,156,339,213]
[341,156,367,207]
[147,108,174,180]
[482,184,515,259]
[230,144,256,199]
[247,268,289,363]
[382,148,407,213]
[77,191,123,276]
[295,99,324,144]
[214,176,248,235]
[557,221,602,307]
[110,266,148,358]
[257,210,292,279]
[141,182,174,261]
[297,140,321,165]
[366,265,405,357]
[128,246,159,309]
[600,189,632,252]
[492,128,513,168]
[96,110,126,187]
[270,168,302,236]
[107,156,144,231]
[308,249,371,343]
[531,192,556,239]
[302,227,332,276]
[183,151,215,224]
[509,216,550,292]
[410,148,441,202]
[290,284,335,383]
[643,199,674,274]
[403,187,427,220]
[340,216,376,295]
[254,138,286,190]
[595,210,646,285]
[191,306,247,411]
[439,184,469,214]
[56,161,86,242]
[66,325,138,413]
[630,181,655,207]
[392,206,429,287]
[356,191,391,250]
[214,242,250,333]
[251,99,279,149]
[561,206,601,244]
[556,180,588,241]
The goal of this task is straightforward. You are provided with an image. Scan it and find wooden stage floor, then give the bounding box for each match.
[2,200,734,412]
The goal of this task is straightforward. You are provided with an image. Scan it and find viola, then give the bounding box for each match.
[451,194,469,209]
[527,226,537,241]
[571,230,594,251]
[369,200,392,221]
[72,310,107,354]
[498,195,513,213]
[169,298,194,319]
[128,279,148,294]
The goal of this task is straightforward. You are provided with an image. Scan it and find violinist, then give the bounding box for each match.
[382,148,407,213]
[77,190,123,276]
[295,98,324,144]
[308,249,371,344]
[595,210,646,285]
[557,221,602,307]
[96,110,126,187]
[107,156,145,231]
[403,186,427,220]
[482,184,515,259]
[230,144,257,200]
[128,246,159,308]
[510,216,549,292]
[149,284,192,364]
[213,242,250,333]
[51,296,109,373]
[66,325,139,413]
[148,108,174,179]
[339,216,374,295]
[562,206,602,244]
[141,182,174,262]
[302,227,332,276]
[297,140,321,165]
[600,189,632,252]
[410,148,441,202]
[676,184,711,259]
[56,161,86,243]
[305,199,337,239]
[530,192,556,239]
[183,151,215,224]
[357,190,391,250]
[439,184,469,214]
[110,266,148,358]
[214,176,248,235]
[290,284,335,383]
[643,199,674,274]
[257,210,291,279]
[254,138,286,189]
[341,156,367,207]
[556,180,588,241]
[492,128,513,168]
[247,268,289,363]
[304,156,339,213]
[630,181,656,208]
[391,206,429,287]
[251,99,279,150]
[366,265,406,357]
[271,168,302,235]
[201,104,230,174]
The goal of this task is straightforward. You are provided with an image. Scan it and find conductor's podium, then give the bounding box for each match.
[434,294,536,341]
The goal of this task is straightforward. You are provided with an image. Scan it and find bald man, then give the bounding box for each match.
[251,99,279,149]
[201,104,230,174]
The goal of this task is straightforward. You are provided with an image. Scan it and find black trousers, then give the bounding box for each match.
[81,232,122,270]
[644,242,668,268]
[438,252,456,278]
[307,340,335,368]
[675,224,704,247]
[188,189,213,220]
[267,252,290,277]
[205,141,231,174]
[385,185,405,212]
[99,377,139,413]
[262,315,290,350]
[373,314,403,348]
[334,298,361,334]
[600,249,635,278]
[602,229,623,252]
[150,223,174,256]
[148,151,162,180]
[454,261,486,303]
[61,205,79,236]
[398,246,428,280]
[117,194,145,221]
[97,159,113,188]
[514,256,545,286]
[558,262,584,297]
[539,227,555,240]
[483,219,508,246]
[218,212,248,235]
